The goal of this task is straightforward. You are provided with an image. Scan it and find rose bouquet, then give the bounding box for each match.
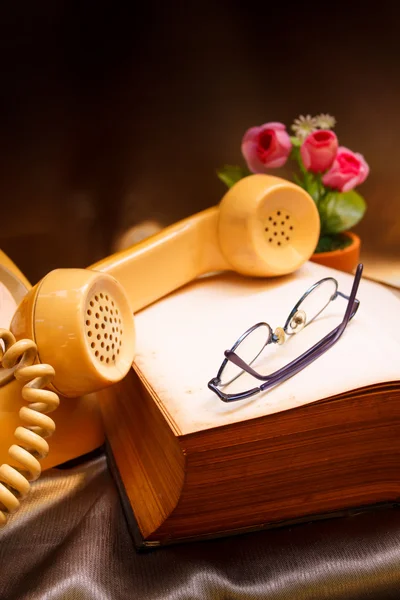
[217,114,369,253]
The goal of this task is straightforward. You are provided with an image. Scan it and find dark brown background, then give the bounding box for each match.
[1,1,399,284]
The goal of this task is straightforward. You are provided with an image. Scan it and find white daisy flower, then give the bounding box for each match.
[315,113,336,130]
[291,114,318,140]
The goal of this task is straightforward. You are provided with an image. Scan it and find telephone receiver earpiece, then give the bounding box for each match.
[90,174,320,312]
[9,268,135,398]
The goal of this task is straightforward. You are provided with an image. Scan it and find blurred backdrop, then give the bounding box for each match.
[0,1,399,284]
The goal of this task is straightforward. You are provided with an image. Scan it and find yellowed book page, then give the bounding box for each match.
[133,261,400,435]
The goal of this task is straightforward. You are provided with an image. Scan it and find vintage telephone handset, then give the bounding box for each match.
[91,174,320,310]
[0,174,320,527]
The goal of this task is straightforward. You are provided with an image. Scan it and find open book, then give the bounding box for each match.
[99,261,400,548]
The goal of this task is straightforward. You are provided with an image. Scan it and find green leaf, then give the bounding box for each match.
[290,136,301,147]
[314,233,353,253]
[318,189,367,235]
[216,164,250,188]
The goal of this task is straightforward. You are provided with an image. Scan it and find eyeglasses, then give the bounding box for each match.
[208,263,363,402]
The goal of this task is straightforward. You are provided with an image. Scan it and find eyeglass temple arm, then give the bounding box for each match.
[207,378,261,402]
[225,263,363,383]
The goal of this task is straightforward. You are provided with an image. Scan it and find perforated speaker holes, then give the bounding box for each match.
[264,210,294,247]
[84,292,123,365]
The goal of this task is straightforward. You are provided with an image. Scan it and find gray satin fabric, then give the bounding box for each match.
[1,450,400,600]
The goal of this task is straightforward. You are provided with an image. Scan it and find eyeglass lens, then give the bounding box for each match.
[285,278,338,333]
[220,323,270,386]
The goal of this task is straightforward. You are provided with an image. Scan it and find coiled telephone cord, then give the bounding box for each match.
[0,329,59,526]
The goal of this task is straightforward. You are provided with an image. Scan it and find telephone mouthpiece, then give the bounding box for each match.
[10,269,135,397]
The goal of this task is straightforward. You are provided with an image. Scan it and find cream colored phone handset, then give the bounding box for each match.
[0,261,135,527]
[91,174,320,311]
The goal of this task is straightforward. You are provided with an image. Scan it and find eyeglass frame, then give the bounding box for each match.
[208,263,363,402]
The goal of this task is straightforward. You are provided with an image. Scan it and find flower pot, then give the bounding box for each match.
[310,232,361,274]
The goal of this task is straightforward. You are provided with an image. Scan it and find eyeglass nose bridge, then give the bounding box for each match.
[273,327,286,345]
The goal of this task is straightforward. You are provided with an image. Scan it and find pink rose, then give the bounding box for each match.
[322,146,370,192]
[241,122,292,172]
[300,130,338,173]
